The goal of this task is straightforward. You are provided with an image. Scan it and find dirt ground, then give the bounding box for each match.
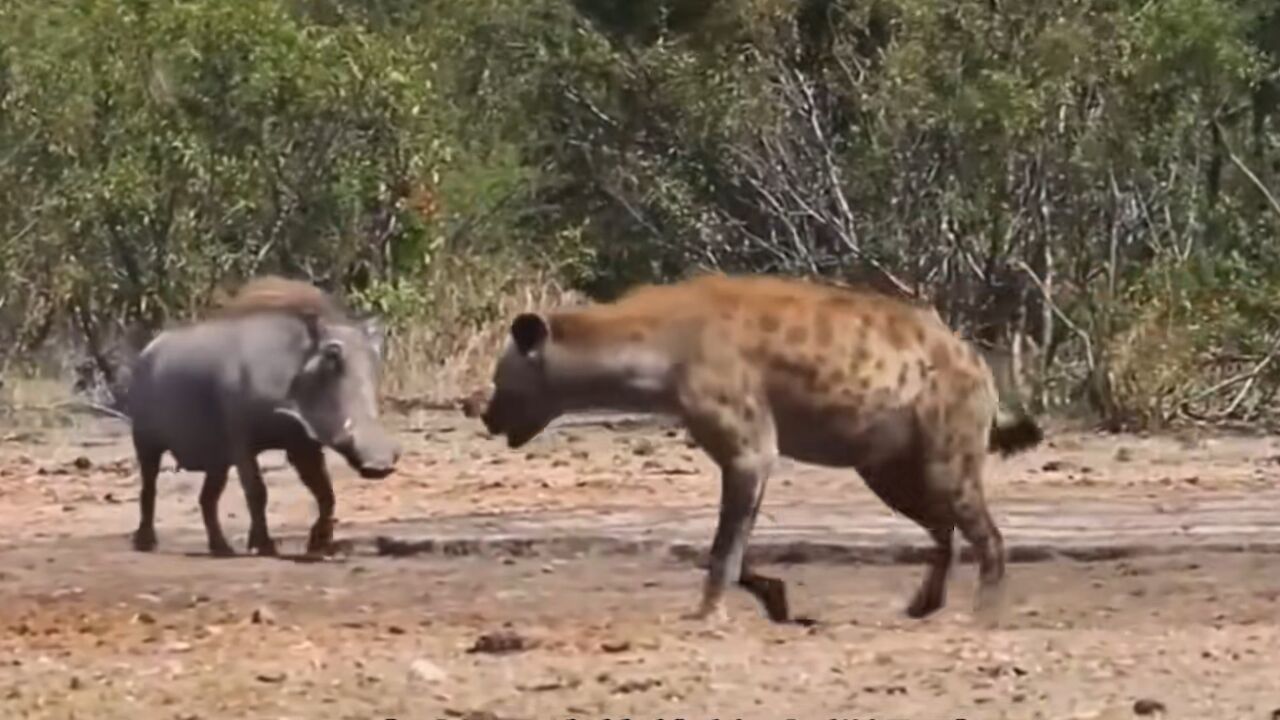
[2,409,1279,719]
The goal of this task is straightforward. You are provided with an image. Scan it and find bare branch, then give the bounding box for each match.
[1214,119,1280,221]
[1015,259,1094,373]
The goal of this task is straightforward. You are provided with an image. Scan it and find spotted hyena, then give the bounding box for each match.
[478,273,1042,624]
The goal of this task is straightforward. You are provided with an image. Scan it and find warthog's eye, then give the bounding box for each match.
[320,340,346,374]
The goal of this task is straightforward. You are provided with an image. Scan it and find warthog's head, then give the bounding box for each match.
[481,314,562,449]
[278,320,401,479]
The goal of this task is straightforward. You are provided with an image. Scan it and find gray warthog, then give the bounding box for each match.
[127,276,401,557]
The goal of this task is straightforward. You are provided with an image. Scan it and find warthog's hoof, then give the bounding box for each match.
[247,534,278,557]
[208,540,236,558]
[306,521,336,556]
[304,540,336,557]
[302,543,338,560]
[741,573,790,623]
[132,528,158,553]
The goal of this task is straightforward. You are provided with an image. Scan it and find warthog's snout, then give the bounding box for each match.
[336,429,401,480]
[356,461,396,480]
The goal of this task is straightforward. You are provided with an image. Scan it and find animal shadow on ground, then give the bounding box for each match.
[173,537,357,564]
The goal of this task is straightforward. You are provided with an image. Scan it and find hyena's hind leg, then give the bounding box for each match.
[947,451,1007,625]
[907,520,956,619]
[860,452,957,619]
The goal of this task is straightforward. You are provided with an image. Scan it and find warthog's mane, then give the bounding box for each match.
[210,275,349,323]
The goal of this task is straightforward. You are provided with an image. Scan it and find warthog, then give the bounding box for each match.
[127,276,401,557]
[479,273,1042,624]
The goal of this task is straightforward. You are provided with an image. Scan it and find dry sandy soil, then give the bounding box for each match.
[1,409,1279,719]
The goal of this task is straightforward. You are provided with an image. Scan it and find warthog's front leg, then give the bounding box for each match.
[232,451,277,557]
[287,445,336,556]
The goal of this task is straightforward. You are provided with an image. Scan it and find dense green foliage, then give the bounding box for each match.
[3,0,1279,425]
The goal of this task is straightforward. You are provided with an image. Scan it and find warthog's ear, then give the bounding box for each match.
[510,313,549,356]
[301,311,322,346]
[274,406,320,442]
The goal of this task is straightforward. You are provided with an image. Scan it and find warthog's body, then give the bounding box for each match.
[480,273,1043,624]
[127,277,400,557]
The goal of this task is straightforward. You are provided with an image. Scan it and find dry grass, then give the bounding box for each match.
[0,376,87,431]
[377,259,585,406]
[1100,300,1196,430]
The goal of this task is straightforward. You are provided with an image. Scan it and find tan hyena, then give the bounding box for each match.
[479,273,1042,624]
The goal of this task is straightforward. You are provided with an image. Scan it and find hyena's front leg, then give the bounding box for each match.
[735,435,789,622]
[682,413,778,624]
[739,549,790,622]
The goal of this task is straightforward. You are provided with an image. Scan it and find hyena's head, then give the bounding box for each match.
[480,313,561,449]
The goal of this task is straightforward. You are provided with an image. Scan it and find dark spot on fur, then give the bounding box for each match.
[800,366,820,389]
[915,327,927,345]
[785,325,808,344]
[628,330,646,343]
[884,319,910,350]
[930,343,953,371]
[857,376,872,392]
[815,312,835,347]
[897,364,910,389]
[760,313,781,333]
[776,356,819,390]
[873,357,885,373]
[866,387,893,408]
[828,369,847,386]
[685,342,705,364]
[938,432,955,453]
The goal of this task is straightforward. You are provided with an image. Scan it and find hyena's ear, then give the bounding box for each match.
[510,313,549,356]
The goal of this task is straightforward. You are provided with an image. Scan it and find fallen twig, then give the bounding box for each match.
[1181,333,1280,419]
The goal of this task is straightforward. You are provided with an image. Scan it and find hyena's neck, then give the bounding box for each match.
[545,341,677,414]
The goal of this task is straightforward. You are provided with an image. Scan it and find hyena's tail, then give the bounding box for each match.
[988,407,1044,457]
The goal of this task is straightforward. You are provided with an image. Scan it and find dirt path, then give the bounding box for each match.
[1,411,1278,718]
